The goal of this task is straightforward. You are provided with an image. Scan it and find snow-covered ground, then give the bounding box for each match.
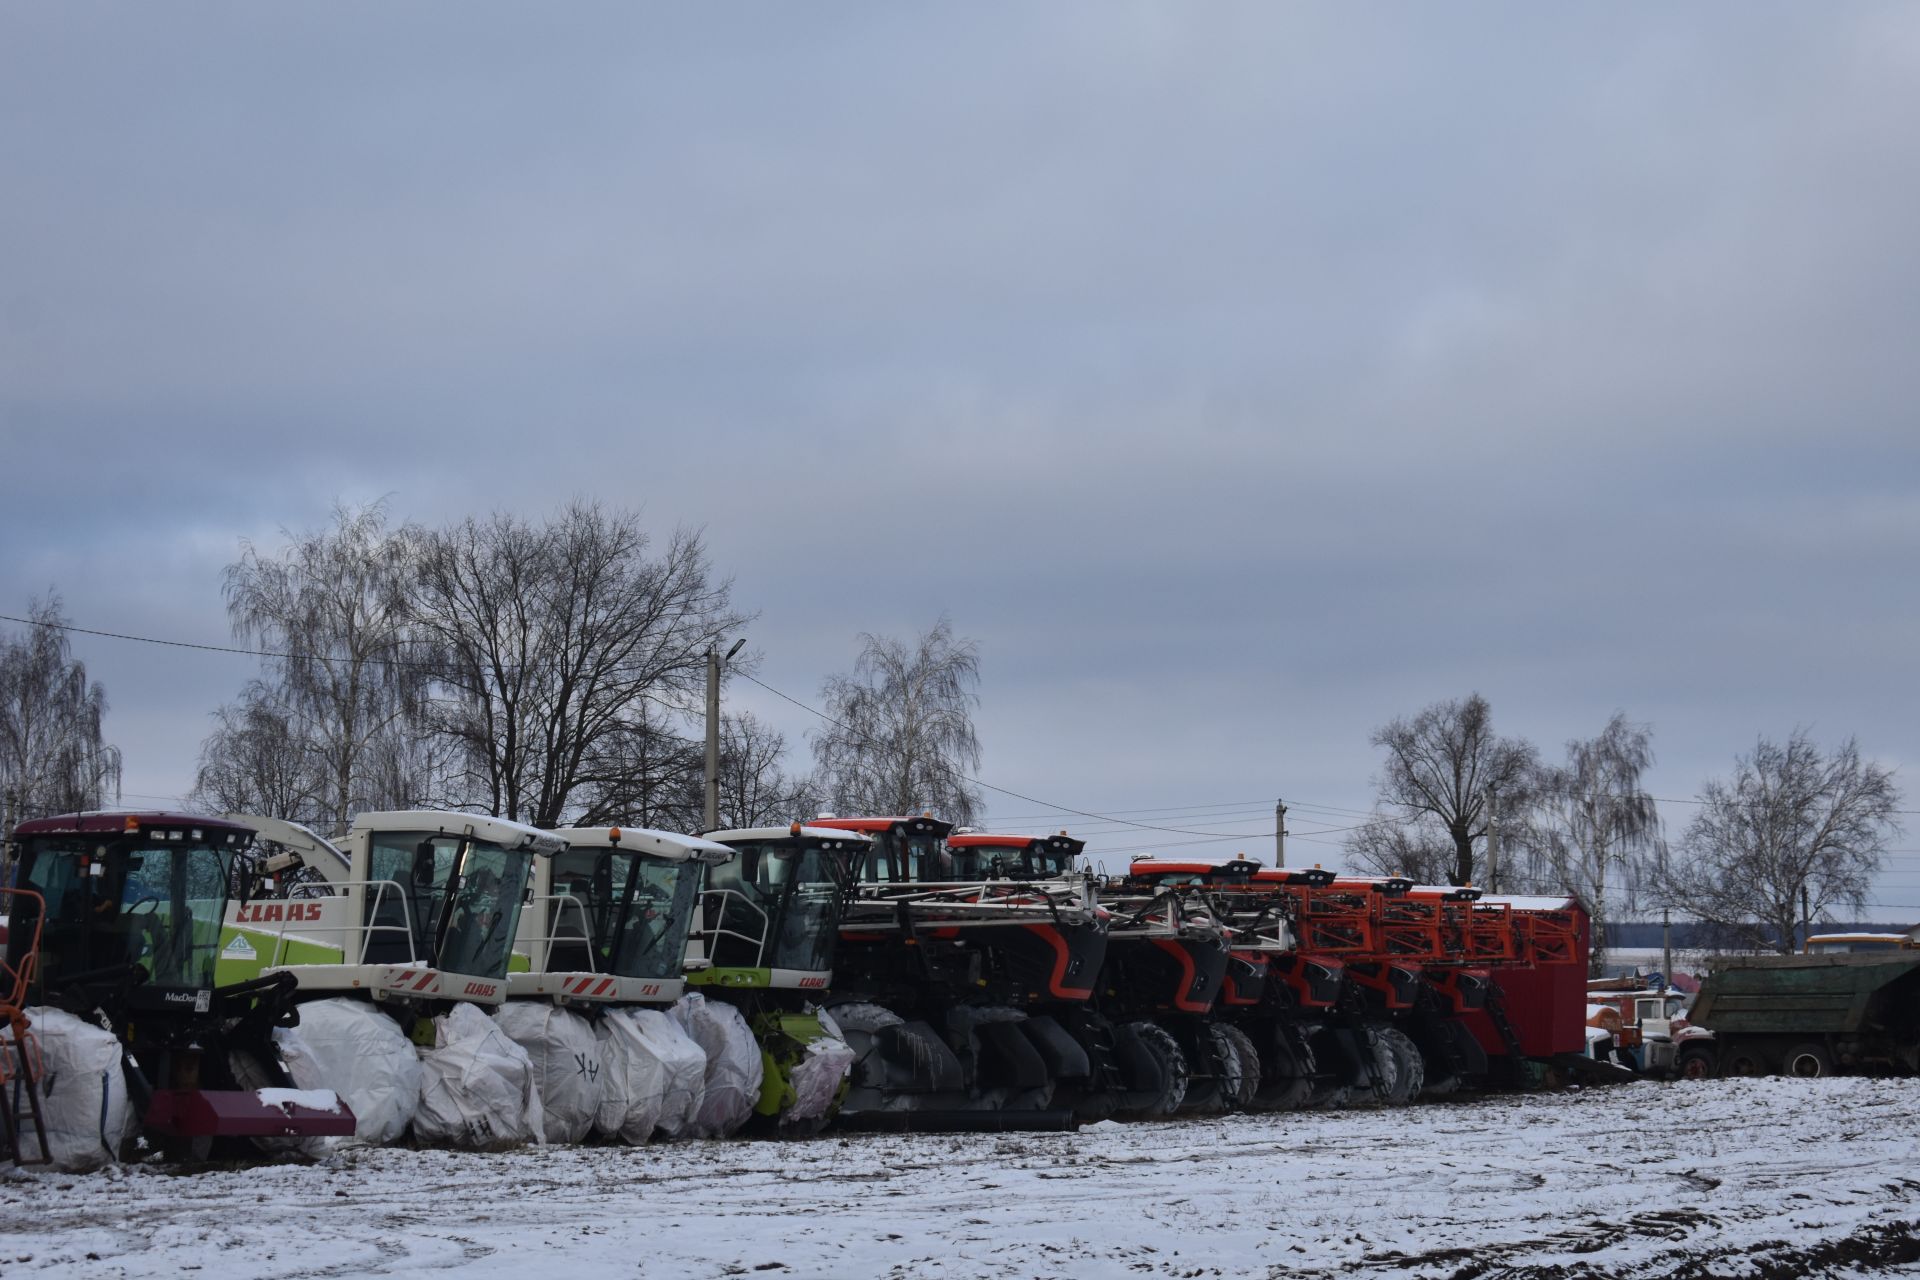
[6,1078,1920,1279]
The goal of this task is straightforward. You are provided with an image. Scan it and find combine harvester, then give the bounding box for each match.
[3,811,353,1164]
[217,809,565,1147]
[808,818,1111,1129]
[218,809,563,1013]
[504,825,742,1142]
[1127,858,1603,1102]
[512,824,730,1009]
[693,822,868,1133]
[1125,859,1395,1109]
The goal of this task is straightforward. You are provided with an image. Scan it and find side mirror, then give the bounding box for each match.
[412,840,438,887]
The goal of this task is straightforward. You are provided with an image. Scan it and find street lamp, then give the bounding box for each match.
[704,637,747,831]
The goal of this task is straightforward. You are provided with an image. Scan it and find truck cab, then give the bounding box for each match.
[510,825,733,1005]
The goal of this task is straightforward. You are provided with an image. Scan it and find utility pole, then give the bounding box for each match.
[1662,907,1672,988]
[1484,785,1499,893]
[702,637,747,833]
[1801,884,1813,954]
[1274,799,1287,867]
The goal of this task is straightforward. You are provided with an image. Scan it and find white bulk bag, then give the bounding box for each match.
[273,997,423,1146]
[593,1008,667,1144]
[786,1009,855,1125]
[493,1003,603,1144]
[8,1007,130,1170]
[671,993,764,1137]
[414,1002,544,1149]
[624,1008,707,1140]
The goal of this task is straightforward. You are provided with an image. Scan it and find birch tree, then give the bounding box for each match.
[1522,714,1662,970]
[0,596,123,822]
[812,618,983,825]
[1663,731,1901,953]
[216,501,434,830]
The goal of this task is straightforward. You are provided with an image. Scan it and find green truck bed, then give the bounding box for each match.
[1692,953,1920,1037]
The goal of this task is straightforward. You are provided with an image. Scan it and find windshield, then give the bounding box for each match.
[367,832,533,977]
[705,840,847,974]
[858,832,952,884]
[10,833,236,994]
[1031,844,1077,876]
[547,848,700,980]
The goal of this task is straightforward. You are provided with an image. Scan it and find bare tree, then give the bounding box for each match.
[417,502,748,828]
[1662,731,1902,954]
[716,711,818,830]
[1520,714,1663,971]
[219,501,434,830]
[1344,817,1460,885]
[812,618,983,825]
[188,681,326,828]
[0,595,123,821]
[1348,693,1536,886]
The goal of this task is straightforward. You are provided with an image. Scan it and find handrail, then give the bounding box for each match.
[524,891,597,971]
[693,887,770,969]
[243,878,426,968]
[0,889,45,1011]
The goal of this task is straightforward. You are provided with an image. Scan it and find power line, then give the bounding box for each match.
[0,611,439,672]
[735,670,1381,840]
[13,609,1920,830]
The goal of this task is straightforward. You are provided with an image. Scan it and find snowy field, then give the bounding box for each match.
[6,1078,1920,1280]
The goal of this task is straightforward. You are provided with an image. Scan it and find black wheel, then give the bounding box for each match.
[1121,1021,1189,1117]
[1675,1045,1716,1081]
[828,1002,905,1034]
[1354,1023,1396,1106]
[1379,1028,1424,1105]
[1253,1034,1315,1111]
[1208,1023,1261,1111]
[1784,1042,1834,1079]
[1722,1044,1773,1078]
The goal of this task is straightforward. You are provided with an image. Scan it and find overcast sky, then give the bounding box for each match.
[4,5,1917,910]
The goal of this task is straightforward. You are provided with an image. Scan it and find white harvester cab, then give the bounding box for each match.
[219,810,563,1007]
[509,825,734,1006]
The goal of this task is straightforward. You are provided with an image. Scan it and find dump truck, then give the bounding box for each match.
[1685,951,1920,1078]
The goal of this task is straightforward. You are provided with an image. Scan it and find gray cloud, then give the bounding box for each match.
[3,4,1916,903]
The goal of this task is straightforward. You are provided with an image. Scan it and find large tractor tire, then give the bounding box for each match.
[1351,1023,1397,1107]
[1253,1033,1316,1111]
[831,1001,906,1035]
[1209,1023,1261,1111]
[1118,1021,1189,1118]
[1379,1027,1425,1105]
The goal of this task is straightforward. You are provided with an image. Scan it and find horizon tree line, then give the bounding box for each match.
[2,501,1905,961]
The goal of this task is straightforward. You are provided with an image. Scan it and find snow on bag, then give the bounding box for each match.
[786,1008,856,1124]
[671,992,764,1137]
[272,997,422,1145]
[624,1008,707,1139]
[593,1008,668,1144]
[492,1003,603,1144]
[414,1002,545,1149]
[6,1007,131,1170]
